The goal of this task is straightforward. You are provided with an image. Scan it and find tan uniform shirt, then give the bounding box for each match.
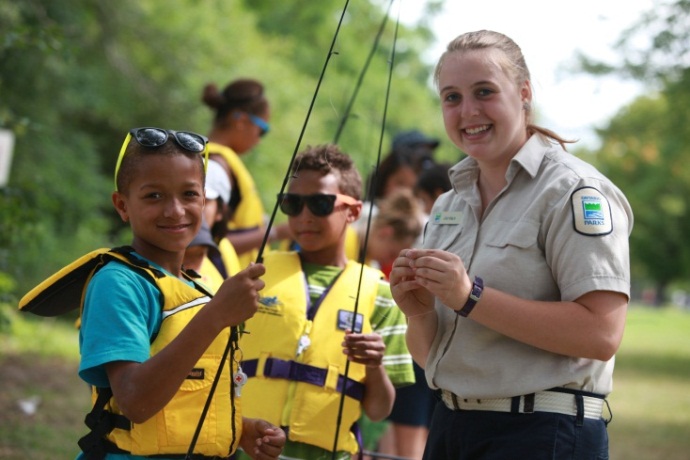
[423,135,633,399]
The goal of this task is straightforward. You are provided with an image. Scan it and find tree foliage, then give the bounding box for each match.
[575,0,690,84]
[0,0,447,299]
[575,0,690,300]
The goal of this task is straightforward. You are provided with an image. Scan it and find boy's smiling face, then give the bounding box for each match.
[287,169,361,267]
[112,152,205,273]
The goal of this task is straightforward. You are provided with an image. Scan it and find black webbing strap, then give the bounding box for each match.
[77,387,226,459]
[110,246,165,278]
[77,387,131,460]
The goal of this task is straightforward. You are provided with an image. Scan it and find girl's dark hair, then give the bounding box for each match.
[202,78,268,124]
[415,163,452,196]
[369,150,431,200]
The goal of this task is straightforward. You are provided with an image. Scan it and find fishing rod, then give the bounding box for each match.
[332,0,394,144]
[331,1,402,458]
[255,0,352,264]
[186,0,352,456]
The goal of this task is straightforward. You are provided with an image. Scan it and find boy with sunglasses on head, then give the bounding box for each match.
[22,127,286,459]
[236,144,415,460]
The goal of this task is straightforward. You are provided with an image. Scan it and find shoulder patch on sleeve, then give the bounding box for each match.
[571,186,613,236]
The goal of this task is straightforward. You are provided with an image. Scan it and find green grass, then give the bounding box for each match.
[0,310,86,459]
[1,305,689,458]
[0,310,80,360]
[608,306,690,460]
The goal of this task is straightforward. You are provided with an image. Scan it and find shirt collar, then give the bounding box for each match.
[448,134,552,192]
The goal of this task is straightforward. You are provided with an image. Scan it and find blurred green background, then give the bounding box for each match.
[2,0,690,458]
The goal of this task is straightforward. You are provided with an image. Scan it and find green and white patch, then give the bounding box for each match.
[571,186,612,236]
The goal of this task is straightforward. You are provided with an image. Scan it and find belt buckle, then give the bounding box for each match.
[450,392,461,410]
[522,393,535,413]
[441,390,460,411]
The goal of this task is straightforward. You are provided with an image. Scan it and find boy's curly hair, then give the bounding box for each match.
[291,144,362,199]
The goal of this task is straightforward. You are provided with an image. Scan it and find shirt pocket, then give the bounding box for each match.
[483,220,544,286]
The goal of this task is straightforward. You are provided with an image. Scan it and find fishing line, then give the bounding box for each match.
[257,0,352,264]
[331,1,401,458]
[332,0,394,144]
[185,1,352,456]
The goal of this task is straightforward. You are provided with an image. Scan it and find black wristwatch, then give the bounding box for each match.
[456,276,484,317]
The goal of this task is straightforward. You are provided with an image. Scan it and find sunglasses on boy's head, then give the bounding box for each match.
[278,193,359,217]
[113,127,209,190]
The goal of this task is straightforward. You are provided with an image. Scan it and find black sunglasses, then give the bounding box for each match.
[114,127,209,189]
[130,127,208,152]
[278,193,358,217]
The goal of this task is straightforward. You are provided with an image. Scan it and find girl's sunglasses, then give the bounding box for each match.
[248,114,270,137]
[234,112,270,137]
[278,193,359,217]
[114,127,209,189]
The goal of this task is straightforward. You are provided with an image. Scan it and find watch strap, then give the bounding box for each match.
[457,276,483,317]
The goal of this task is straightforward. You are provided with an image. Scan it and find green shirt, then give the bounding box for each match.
[303,262,414,388]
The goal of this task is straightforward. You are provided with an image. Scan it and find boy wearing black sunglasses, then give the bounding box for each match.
[237,144,415,460]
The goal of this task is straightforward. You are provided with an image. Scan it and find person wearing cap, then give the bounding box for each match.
[392,129,440,171]
[184,219,224,291]
[184,159,242,293]
[206,159,242,275]
[368,132,441,460]
[392,129,440,151]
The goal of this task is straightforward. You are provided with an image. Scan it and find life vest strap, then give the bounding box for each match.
[78,387,131,459]
[243,357,364,401]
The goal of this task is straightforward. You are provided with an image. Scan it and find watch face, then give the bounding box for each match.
[470,276,483,300]
[458,277,483,317]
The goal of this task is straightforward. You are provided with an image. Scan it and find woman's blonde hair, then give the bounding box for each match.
[434,30,574,150]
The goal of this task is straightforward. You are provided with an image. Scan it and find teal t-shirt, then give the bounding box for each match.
[79,260,162,387]
[77,257,195,460]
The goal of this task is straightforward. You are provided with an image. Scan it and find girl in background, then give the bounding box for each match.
[202,79,290,267]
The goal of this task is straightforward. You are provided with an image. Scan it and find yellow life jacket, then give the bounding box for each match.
[345,224,361,262]
[239,251,382,454]
[209,142,265,268]
[196,239,241,294]
[19,247,242,458]
[197,255,225,293]
[218,237,241,276]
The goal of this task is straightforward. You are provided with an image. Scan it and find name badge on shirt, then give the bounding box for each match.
[571,186,613,236]
[432,211,463,225]
[337,310,363,333]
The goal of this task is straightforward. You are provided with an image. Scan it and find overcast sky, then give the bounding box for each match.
[400,0,656,148]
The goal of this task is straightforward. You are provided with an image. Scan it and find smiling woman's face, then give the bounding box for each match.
[438,49,530,165]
